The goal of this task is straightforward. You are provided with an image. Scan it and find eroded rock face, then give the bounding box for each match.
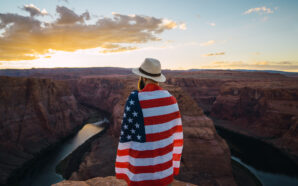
[210,81,298,164]
[52,176,198,186]
[164,71,298,165]
[0,76,88,185]
[63,77,237,186]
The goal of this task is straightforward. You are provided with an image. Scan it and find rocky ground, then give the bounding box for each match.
[52,176,197,186]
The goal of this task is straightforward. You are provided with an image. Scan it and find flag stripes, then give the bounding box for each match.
[115,85,183,186]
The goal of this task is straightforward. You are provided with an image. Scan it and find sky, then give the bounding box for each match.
[0,0,298,71]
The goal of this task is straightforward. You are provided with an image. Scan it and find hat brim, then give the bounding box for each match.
[132,68,166,82]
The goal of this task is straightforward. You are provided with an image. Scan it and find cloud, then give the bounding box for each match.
[179,23,187,30]
[201,61,298,71]
[0,6,184,61]
[207,22,216,27]
[55,5,90,24]
[100,46,138,53]
[244,6,274,15]
[21,4,48,17]
[202,52,225,57]
[200,40,215,46]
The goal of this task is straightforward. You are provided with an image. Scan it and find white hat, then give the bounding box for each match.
[132,58,166,82]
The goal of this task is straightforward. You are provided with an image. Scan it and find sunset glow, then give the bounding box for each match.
[0,0,297,71]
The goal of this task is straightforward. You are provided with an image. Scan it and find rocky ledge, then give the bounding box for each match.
[52,176,197,186]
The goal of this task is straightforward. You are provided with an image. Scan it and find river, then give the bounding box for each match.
[18,118,108,186]
[215,125,298,186]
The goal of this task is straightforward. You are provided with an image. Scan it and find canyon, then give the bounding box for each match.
[165,70,298,165]
[0,68,297,186]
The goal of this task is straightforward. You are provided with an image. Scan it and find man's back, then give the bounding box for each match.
[115,83,183,186]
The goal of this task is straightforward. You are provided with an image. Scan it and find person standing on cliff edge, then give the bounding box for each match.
[115,58,184,186]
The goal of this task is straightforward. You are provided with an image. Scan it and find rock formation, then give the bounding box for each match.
[210,80,298,164]
[164,70,298,165]
[0,76,90,185]
[52,176,197,186]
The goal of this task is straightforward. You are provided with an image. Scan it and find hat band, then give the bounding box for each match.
[139,67,161,77]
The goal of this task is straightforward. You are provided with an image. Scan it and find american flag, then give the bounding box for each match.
[115,83,183,186]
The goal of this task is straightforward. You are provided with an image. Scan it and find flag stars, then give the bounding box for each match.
[126,135,131,140]
[126,106,130,111]
[135,123,140,128]
[131,129,136,134]
[128,118,133,123]
[132,111,138,117]
[120,130,124,135]
[123,124,128,129]
[123,112,126,118]
[137,135,141,140]
[129,99,135,105]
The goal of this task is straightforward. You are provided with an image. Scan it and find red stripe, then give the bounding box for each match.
[139,96,177,108]
[146,125,183,142]
[117,139,182,158]
[174,139,183,147]
[144,111,181,125]
[174,168,180,175]
[173,153,182,161]
[116,173,173,186]
[117,142,173,158]
[115,159,173,174]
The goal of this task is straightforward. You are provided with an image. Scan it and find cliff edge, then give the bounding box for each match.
[52,176,197,186]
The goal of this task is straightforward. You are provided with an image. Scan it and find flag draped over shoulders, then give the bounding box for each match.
[115,83,183,186]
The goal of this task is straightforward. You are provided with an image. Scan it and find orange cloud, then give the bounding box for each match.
[0,6,183,61]
[100,46,138,53]
[201,61,298,71]
[202,52,225,57]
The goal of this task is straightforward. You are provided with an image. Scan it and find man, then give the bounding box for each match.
[115,58,183,186]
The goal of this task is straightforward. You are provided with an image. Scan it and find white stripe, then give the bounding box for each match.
[116,166,173,182]
[145,118,182,134]
[116,151,173,166]
[173,132,183,140]
[173,146,183,154]
[118,132,183,151]
[142,103,179,117]
[173,161,180,168]
[138,90,171,101]
[118,135,174,151]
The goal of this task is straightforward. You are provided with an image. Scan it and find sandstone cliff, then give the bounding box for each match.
[0,76,90,185]
[210,80,298,164]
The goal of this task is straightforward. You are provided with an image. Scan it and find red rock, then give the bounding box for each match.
[210,80,298,164]
[0,76,89,185]
[52,176,197,186]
